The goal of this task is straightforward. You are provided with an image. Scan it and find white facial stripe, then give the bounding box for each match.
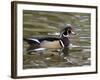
[63,34,69,37]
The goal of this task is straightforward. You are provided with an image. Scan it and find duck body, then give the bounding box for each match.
[24,35,70,51]
[24,25,75,56]
[24,37,61,50]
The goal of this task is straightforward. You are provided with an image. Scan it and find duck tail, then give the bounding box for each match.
[23,38,40,45]
[23,38,29,42]
[23,38,33,45]
[24,38,41,52]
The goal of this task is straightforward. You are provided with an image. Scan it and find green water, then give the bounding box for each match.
[23,10,91,69]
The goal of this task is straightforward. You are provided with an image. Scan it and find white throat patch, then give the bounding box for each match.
[63,34,69,37]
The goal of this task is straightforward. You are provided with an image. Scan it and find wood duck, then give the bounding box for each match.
[24,25,76,56]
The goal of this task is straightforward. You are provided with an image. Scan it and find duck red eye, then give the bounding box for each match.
[68,30,71,34]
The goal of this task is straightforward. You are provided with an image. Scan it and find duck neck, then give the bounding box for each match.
[59,34,70,47]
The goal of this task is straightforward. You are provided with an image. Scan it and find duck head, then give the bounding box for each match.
[60,25,76,37]
[59,24,76,48]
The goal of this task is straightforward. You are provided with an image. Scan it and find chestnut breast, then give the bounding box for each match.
[60,36,70,47]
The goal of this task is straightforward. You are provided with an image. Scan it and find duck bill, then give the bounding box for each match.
[71,31,76,35]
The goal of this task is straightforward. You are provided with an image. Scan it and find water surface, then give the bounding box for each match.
[23,10,91,69]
